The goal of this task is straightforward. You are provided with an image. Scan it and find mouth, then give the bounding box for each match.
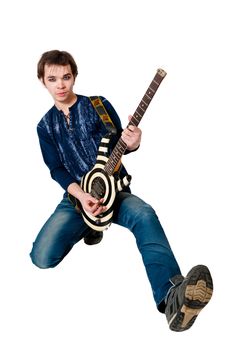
[56,92,67,97]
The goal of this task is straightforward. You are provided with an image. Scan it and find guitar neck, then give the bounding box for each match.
[104,68,167,176]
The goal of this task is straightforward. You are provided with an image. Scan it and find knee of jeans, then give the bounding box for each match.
[134,203,157,224]
[30,250,57,269]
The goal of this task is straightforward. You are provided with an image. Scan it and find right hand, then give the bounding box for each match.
[79,192,107,217]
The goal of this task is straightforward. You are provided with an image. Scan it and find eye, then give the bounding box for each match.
[48,77,56,82]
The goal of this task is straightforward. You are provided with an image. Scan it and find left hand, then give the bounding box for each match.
[121,115,142,151]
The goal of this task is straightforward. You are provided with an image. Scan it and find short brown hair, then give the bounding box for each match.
[37,50,78,81]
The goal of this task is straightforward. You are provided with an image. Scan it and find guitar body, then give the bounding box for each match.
[80,135,131,231]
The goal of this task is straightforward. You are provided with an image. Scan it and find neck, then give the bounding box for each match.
[55,93,77,114]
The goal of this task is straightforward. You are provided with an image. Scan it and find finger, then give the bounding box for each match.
[122,128,133,138]
[89,201,101,212]
[92,204,107,217]
[87,197,106,213]
[129,126,142,135]
[127,125,135,132]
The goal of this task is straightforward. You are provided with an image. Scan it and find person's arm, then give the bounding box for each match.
[37,123,106,216]
[37,123,76,190]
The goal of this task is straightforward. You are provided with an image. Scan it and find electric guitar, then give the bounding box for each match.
[79,69,167,231]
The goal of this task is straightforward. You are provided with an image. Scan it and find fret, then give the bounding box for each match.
[137,105,146,115]
[119,144,127,153]
[119,138,127,148]
[105,161,113,168]
[117,146,125,154]
[130,116,139,126]
[148,86,156,94]
[151,80,160,91]
[111,153,120,161]
[142,97,149,106]
[140,102,147,111]
[152,79,160,86]
[108,160,114,168]
[135,109,143,118]
[134,111,142,121]
[145,92,152,100]
[105,162,115,175]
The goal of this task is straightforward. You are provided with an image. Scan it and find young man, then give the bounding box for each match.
[30,50,213,332]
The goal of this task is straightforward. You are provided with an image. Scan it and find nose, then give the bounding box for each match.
[57,79,65,89]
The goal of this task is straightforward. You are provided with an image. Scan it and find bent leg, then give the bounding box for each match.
[113,192,181,311]
[30,197,88,269]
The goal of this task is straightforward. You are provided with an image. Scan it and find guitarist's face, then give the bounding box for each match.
[42,64,76,104]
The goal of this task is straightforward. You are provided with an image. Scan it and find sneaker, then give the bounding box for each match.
[84,230,103,245]
[165,265,213,332]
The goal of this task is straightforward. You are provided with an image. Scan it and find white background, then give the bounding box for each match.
[1,0,232,348]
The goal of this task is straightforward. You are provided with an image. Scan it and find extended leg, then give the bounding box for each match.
[113,192,181,311]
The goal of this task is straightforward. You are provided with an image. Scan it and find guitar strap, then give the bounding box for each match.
[89,96,123,173]
[89,96,117,134]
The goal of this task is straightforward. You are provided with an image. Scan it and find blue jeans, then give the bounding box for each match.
[30,192,181,312]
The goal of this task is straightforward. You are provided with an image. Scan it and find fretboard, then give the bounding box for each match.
[104,68,167,176]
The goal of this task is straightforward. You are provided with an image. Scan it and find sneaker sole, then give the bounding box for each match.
[169,265,213,332]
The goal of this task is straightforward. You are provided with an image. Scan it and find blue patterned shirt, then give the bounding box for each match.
[37,95,129,191]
